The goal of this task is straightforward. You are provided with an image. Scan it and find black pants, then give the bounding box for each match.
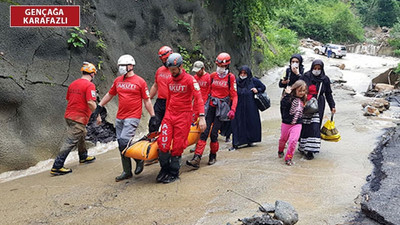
[154,98,166,131]
[200,106,223,143]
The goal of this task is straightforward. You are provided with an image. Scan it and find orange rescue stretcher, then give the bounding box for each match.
[122,121,201,161]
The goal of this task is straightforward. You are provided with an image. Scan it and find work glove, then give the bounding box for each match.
[91,105,104,118]
[148,116,158,133]
[227,110,235,120]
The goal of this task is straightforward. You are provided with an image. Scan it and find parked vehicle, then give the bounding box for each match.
[314,44,347,58]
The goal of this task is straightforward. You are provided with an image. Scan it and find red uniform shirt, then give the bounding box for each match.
[64,78,96,125]
[166,71,204,115]
[194,72,211,104]
[155,66,171,99]
[108,74,150,119]
[210,72,238,112]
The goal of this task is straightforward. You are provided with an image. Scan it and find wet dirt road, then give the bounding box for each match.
[1,49,399,225]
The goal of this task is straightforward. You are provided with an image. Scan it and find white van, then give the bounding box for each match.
[314,44,347,58]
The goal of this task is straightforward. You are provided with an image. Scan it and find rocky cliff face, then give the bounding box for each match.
[0,0,252,172]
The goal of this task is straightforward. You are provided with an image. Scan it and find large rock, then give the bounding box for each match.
[0,0,253,172]
[274,200,298,225]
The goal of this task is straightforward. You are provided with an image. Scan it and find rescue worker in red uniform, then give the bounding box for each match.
[149,46,173,132]
[192,60,211,104]
[157,53,206,184]
[95,54,156,182]
[186,52,238,168]
[50,62,98,175]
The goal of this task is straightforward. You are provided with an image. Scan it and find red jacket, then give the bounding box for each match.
[154,66,171,99]
[209,72,238,112]
[166,70,204,115]
[194,72,211,104]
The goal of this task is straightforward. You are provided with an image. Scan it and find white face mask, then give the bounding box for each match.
[239,75,247,80]
[118,65,128,75]
[216,66,226,74]
[291,63,299,68]
[312,70,321,76]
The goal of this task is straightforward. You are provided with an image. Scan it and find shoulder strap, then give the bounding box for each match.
[317,82,322,99]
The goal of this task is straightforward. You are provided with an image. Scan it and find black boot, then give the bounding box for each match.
[208,153,216,165]
[115,155,133,182]
[305,151,314,160]
[156,151,170,183]
[186,154,201,169]
[163,156,181,184]
[134,159,144,175]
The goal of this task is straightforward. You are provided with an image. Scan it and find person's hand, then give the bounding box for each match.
[227,110,235,120]
[285,86,292,94]
[291,66,299,75]
[331,108,336,114]
[96,115,102,125]
[251,88,258,93]
[281,79,289,84]
[148,116,158,133]
[199,117,206,132]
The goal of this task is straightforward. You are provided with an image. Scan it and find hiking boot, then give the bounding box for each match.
[278,151,284,158]
[50,167,72,176]
[115,172,133,182]
[229,145,237,151]
[305,151,314,160]
[208,153,216,165]
[186,154,201,169]
[134,159,144,175]
[156,169,169,183]
[79,156,96,164]
[285,159,293,166]
[162,174,179,184]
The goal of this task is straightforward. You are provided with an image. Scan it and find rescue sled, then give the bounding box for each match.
[122,121,202,161]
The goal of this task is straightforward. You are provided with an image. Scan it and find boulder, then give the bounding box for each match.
[374,83,395,92]
[363,105,380,116]
[259,203,275,213]
[362,99,390,113]
[274,200,298,225]
[241,213,283,225]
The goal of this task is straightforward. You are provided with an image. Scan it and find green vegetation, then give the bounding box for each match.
[178,43,207,72]
[225,0,300,69]
[0,0,20,5]
[276,0,364,43]
[96,38,107,51]
[352,0,400,28]
[67,27,86,48]
[175,17,192,35]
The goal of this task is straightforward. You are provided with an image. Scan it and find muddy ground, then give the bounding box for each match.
[0,48,399,225]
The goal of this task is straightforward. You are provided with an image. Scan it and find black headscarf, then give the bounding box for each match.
[237,65,253,88]
[306,59,327,83]
[289,54,304,75]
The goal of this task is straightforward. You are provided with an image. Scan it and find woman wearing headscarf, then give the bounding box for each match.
[230,65,266,151]
[299,59,336,160]
[279,54,304,91]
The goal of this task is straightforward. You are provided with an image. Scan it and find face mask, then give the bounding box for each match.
[312,70,321,76]
[118,66,127,75]
[239,75,247,80]
[216,66,226,74]
[291,63,299,68]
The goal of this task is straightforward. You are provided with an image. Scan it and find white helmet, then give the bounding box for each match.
[118,54,136,65]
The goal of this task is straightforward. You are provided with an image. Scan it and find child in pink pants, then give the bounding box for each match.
[278,80,307,165]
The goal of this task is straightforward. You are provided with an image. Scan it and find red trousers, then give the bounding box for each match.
[158,111,192,156]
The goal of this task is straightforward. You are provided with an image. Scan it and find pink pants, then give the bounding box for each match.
[278,123,302,161]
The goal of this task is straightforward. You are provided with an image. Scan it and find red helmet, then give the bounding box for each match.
[215,52,231,66]
[158,46,173,60]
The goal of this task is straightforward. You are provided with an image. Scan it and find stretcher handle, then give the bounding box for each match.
[331,113,334,122]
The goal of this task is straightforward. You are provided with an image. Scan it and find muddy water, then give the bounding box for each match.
[0,49,399,225]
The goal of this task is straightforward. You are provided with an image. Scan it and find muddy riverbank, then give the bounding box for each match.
[0,48,399,224]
